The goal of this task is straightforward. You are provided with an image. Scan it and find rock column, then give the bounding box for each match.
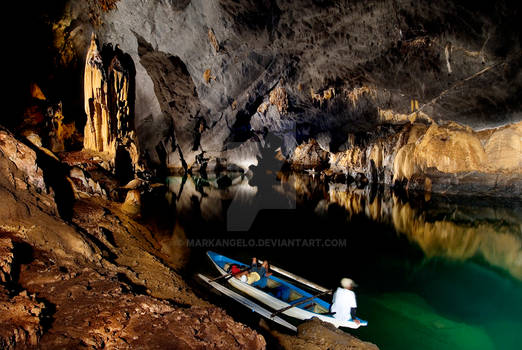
[83,34,141,174]
[84,33,113,154]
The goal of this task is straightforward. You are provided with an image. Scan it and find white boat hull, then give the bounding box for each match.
[209,258,362,329]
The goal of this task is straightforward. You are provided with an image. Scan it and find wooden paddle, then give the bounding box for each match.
[209,265,251,282]
[270,289,333,317]
[258,259,329,293]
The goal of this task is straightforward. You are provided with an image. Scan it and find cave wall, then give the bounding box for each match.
[7,0,522,189]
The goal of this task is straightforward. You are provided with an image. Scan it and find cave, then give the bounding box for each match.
[1,1,521,349]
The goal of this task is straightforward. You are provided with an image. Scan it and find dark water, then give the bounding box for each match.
[144,172,522,350]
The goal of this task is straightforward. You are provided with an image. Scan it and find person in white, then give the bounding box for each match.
[330,277,360,325]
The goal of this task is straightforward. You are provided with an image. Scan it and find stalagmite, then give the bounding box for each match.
[109,53,129,140]
[84,33,112,154]
[83,34,141,174]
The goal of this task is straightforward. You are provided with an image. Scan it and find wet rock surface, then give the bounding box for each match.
[0,129,269,349]
[269,317,379,350]
[0,124,378,350]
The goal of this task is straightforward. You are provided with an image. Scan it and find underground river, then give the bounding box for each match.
[140,172,522,350]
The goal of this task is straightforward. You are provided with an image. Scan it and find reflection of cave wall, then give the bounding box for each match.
[325,182,522,281]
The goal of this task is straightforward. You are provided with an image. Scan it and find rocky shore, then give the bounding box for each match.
[0,127,376,349]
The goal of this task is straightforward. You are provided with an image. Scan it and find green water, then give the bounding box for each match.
[356,259,522,350]
[157,174,522,350]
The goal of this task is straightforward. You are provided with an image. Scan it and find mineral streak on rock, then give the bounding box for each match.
[108,53,130,139]
[208,28,220,53]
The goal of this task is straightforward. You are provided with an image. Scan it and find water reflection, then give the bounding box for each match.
[150,172,522,350]
[163,172,522,281]
[326,182,522,281]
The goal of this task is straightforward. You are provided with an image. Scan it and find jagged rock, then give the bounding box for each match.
[0,128,47,192]
[0,130,267,349]
[269,85,289,115]
[84,33,112,154]
[291,139,329,171]
[0,287,44,349]
[13,0,522,181]
[329,121,522,196]
[0,237,14,283]
[0,236,44,349]
[121,189,141,215]
[68,166,107,199]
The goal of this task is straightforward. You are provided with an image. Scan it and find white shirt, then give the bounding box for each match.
[331,287,357,321]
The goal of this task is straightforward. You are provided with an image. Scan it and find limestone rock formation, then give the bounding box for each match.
[291,139,329,171]
[121,189,141,215]
[0,126,267,349]
[12,1,522,184]
[0,237,13,283]
[0,287,44,349]
[328,120,522,196]
[18,83,78,154]
[68,166,108,199]
[83,33,140,176]
[84,33,111,153]
[0,236,45,349]
[0,127,47,193]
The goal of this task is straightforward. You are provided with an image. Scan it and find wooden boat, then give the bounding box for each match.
[205,251,368,329]
[199,274,297,332]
